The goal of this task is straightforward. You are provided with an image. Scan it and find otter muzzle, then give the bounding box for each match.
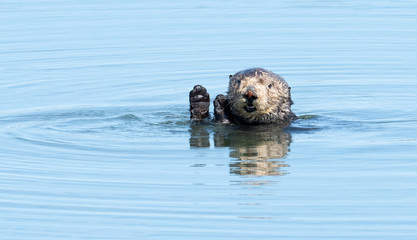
[244,106,257,113]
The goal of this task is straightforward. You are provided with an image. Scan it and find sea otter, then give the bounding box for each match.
[189,68,297,126]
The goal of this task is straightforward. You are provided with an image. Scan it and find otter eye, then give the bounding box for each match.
[237,80,241,84]
[268,84,273,89]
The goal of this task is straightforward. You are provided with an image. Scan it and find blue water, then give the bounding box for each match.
[1,1,417,239]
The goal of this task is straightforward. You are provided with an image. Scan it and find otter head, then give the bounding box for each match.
[227,68,295,124]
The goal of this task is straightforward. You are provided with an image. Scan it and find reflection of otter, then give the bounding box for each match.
[190,68,297,126]
[189,124,292,176]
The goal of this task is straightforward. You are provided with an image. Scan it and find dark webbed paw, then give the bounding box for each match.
[214,94,232,124]
[189,85,210,121]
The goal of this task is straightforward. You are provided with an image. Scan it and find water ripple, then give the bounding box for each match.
[0,106,189,160]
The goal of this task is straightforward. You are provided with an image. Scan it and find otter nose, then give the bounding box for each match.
[244,89,258,101]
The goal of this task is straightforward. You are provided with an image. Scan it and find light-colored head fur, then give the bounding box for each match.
[228,68,295,125]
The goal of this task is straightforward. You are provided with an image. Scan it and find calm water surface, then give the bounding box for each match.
[1,1,417,239]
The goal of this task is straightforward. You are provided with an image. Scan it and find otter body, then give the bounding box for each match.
[190,68,296,126]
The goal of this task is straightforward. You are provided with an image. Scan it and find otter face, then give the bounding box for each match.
[227,68,294,124]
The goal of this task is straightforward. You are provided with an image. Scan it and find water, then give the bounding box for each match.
[1,0,417,239]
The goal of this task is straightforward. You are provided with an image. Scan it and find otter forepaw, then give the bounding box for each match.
[189,85,210,121]
[214,94,232,124]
